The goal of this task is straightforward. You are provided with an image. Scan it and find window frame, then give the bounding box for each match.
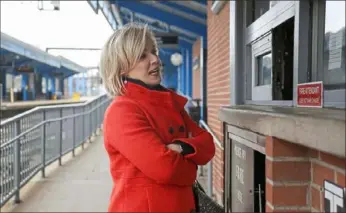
[310,0,345,109]
[244,1,296,105]
[211,1,227,14]
[251,33,272,101]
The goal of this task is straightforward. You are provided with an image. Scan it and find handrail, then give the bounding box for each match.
[0,93,107,126]
[0,98,109,148]
[199,119,223,150]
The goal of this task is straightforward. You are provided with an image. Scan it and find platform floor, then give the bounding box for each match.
[2,136,112,212]
[1,96,95,110]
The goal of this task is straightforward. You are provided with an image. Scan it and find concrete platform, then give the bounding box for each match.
[2,136,112,212]
[0,96,96,121]
[0,97,94,110]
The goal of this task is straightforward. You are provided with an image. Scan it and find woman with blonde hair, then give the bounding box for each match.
[100,22,215,213]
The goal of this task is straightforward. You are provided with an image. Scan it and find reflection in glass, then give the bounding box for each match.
[323,1,345,87]
[257,53,272,86]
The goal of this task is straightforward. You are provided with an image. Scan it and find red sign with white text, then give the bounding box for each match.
[297,81,323,108]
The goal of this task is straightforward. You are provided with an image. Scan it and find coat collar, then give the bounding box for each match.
[123,78,187,110]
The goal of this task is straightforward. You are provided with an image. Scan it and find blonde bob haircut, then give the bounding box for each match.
[99,22,158,97]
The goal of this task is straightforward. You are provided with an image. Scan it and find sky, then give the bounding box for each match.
[0,1,114,75]
[325,1,345,33]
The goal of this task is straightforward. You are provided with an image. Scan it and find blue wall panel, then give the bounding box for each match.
[159,51,178,90]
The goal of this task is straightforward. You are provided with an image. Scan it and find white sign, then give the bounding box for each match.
[324,180,345,212]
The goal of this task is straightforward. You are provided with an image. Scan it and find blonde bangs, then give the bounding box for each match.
[99,23,158,97]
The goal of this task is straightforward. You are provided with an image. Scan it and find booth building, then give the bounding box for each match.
[192,1,345,212]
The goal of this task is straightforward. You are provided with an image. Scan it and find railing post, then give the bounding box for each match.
[59,108,63,166]
[72,107,75,157]
[41,110,46,178]
[82,106,85,149]
[89,104,92,142]
[14,119,21,204]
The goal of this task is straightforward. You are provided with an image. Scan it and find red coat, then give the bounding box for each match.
[103,81,215,212]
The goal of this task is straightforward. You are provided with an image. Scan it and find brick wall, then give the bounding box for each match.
[207,1,230,205]
[192,38,201,99]
[266,136,346,212]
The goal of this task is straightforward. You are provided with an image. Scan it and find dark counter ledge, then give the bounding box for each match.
[219,105,345,158]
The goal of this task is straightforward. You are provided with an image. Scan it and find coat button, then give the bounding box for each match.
[179,125,185,132]
[168,127,174,134]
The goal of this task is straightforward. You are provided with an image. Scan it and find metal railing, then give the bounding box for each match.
[199,119,223,198]
[0,94,111,208]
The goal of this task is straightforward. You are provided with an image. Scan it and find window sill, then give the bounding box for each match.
[219,105,345,158]
[211,1,227,14]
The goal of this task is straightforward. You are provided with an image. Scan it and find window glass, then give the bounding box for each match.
[257,52,272,86]
[322,1,345,88]
[254,1,270,20]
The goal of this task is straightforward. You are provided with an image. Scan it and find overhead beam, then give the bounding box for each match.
[110,3,123,27]
[167,1,207,14]
[140,1,206,25]
[120,8,198,41]
[114,1,206,37]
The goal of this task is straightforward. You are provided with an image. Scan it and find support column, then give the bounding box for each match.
[60,76,64,96]
[186,47,193,98]
[22,74,28,101]
[0,70,6,98]
[177,67,181,93]
[83,72,87,96]
[68,77,73,97]
[32,69,37,100]
[185,49,189,97]
[45,76,49,99]
[265,137,310,212]
[200,36,208,121]
[50,76,56,99]
[180,48,186,94]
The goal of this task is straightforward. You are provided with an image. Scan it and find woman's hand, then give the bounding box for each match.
[166,144,183,154]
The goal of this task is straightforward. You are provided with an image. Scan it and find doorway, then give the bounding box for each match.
[253,150,266,212]
[272,17,295,100]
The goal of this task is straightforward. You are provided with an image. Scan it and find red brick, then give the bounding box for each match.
[266,203,274,212]
[308,148,319,159]
[266,181,274,204]
[266,136,309,157]
[336,172,346,187]
[267,183,308,206]
[311,186,321,211]
[275,185,308,206]
[320,151,346,170]
[312,163,334,186]
[266,159,311,181]
[272,210,311,213]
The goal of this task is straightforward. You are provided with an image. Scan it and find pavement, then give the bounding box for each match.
[1,135,112,212]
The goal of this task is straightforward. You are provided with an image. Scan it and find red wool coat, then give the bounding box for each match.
[103,81,215,212]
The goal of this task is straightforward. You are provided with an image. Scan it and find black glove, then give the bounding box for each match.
[173,140,195,156]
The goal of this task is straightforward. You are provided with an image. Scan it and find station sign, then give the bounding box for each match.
[297,81,323,108]
[154,32,179,49]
